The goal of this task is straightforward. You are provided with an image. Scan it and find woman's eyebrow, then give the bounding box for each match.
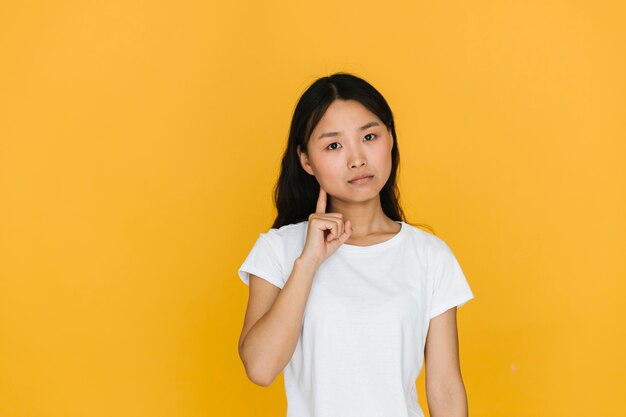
[317,121,380,140]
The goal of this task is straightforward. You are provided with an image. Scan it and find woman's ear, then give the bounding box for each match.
[297,145,315,176]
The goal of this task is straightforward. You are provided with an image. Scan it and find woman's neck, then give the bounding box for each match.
[327,196,396,239]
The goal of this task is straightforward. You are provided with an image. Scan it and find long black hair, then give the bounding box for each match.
[271,72,434,235]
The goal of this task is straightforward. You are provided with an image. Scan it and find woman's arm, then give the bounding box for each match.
[238,256,320,387]
[424,307,469,417]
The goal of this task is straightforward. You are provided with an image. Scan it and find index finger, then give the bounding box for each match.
[315,186,327,214]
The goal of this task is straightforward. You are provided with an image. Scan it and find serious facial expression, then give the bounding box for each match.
[297,99,394,202]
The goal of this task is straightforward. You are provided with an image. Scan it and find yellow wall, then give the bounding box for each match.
[1,1,624,416]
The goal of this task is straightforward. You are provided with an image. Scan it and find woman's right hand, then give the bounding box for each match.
[299,187,352,266]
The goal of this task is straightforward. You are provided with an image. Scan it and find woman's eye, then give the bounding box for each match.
[327,134,376,151]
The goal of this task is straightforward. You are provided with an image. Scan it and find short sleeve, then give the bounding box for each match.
[429,240,475,319]
[237,233,285,289]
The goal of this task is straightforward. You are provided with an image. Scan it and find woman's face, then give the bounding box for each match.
[297,99,394,205]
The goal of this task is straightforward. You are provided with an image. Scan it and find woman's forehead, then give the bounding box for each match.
[314,100,381,132]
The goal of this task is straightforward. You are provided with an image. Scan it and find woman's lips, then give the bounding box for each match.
[348,175,373,185]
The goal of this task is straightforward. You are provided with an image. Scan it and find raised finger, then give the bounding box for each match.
[315,187,327,214]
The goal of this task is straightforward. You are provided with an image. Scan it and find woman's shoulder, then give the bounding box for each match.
[401,221,455,257]
[260,220,308,246]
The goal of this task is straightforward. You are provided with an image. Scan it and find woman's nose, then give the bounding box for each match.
[347,140,367,168]
[349,158,367,168]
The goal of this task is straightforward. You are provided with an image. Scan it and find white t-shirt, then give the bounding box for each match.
[237,220,475,417]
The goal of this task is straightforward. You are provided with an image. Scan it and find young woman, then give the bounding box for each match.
[237,72,475,417]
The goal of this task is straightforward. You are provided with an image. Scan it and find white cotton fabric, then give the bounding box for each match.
[237,220,474,417]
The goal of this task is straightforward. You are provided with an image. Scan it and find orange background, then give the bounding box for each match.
[1,1,625,416]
